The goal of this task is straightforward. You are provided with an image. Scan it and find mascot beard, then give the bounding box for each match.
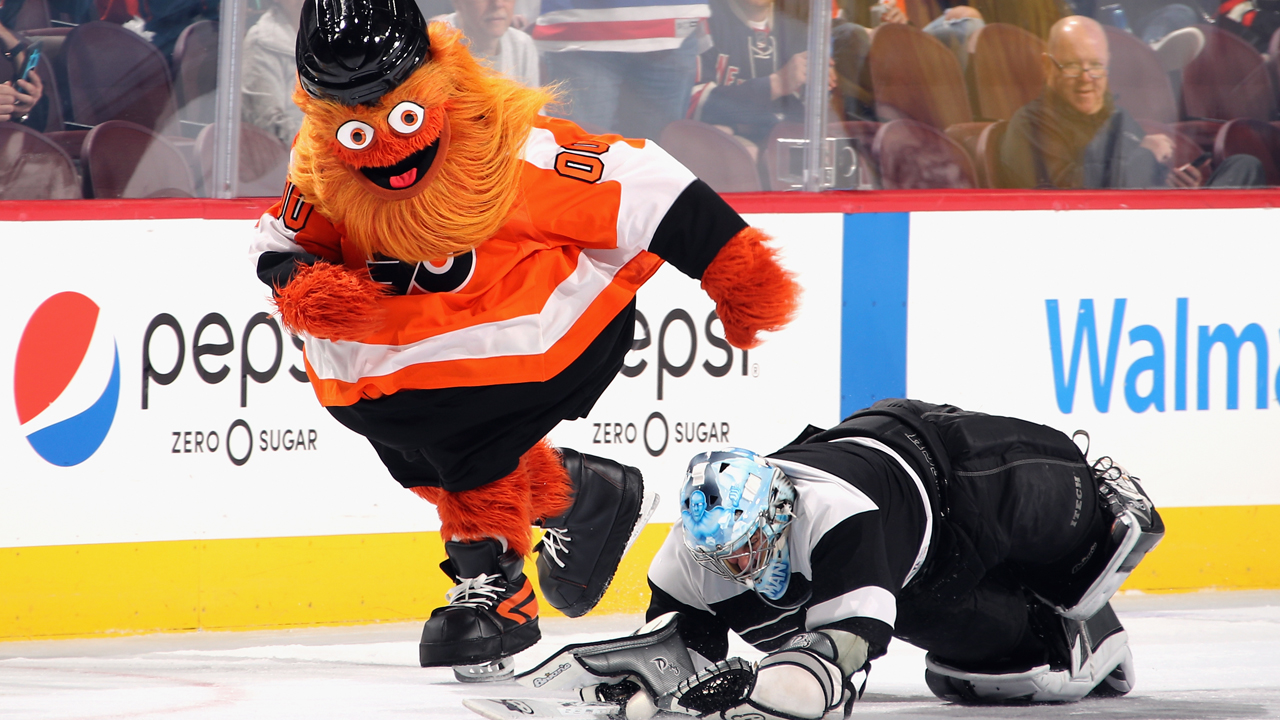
[267,18,799,628]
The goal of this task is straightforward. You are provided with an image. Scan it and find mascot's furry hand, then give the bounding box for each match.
[273,262,388,341]
[701,227,801,349]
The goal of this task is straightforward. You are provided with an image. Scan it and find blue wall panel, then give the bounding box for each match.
[841,213,910,418]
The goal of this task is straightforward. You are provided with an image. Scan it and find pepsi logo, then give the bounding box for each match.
[14,292,120,466]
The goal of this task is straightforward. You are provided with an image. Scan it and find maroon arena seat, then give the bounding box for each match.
[173,20,220,128]
[945,120,993,168]
[658,120,762,193]
[0,121,82,199]
[969,23,1046,121]
[1104,25,1179,125]
[1181,24,1275,122]
[974,119,1007,188]
[195,122,291,197]
[868,23,973,130]
[873,118,978,189]
[60,21,179,132]
[81,120,196,198]
[1213,118,1280,185]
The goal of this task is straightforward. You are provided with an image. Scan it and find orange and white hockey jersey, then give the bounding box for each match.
[249,117,748,490]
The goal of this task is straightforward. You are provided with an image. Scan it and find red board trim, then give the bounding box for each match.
[530,18,677,41]
[1,189,1279,222]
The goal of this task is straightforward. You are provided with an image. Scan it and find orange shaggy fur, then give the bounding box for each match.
[410,440,572,557]
[701,227,801,349]
[273,262,388,341]
[289,23,555,264]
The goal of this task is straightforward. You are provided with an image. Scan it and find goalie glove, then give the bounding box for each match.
[674,633,851,720]
[518,612,700,714]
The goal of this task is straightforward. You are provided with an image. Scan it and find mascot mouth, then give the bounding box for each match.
[349,114,451,201]
[360,139,440,190]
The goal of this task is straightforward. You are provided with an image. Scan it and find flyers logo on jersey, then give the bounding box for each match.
[366,250,476,295]
[14,292,120,466]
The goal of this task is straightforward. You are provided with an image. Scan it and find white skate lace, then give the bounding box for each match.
[445,573,506,608]
[539,527,571,568]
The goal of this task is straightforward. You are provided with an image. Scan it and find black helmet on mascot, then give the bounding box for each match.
[296,0,430,106]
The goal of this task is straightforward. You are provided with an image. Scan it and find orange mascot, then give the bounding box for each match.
[248,0,799,682]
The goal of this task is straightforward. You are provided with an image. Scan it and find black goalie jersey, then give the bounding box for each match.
[646,438,935,662]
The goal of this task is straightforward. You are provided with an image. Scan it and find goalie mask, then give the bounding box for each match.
[680,448,797,598]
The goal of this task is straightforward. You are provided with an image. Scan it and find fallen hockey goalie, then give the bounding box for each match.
[514,399,1165,717]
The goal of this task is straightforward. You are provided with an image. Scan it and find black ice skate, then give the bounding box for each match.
[534,449,657,618]
[419,539,541,682]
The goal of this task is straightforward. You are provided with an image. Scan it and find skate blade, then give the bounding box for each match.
[454,656,515,683]
[622,491,660,559]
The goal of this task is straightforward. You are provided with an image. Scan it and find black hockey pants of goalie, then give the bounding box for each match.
[886,402,1114,673]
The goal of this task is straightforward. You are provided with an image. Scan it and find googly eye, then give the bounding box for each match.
[387,101,426,134]
[336,120,375,150]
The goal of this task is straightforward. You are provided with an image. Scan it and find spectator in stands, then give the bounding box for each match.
[998,15,1265,188]
[922,5,983,68]
[139,0,218,59]
[688,0,843,150]
[1216,0,1280,52]
[852,0,984,69]
[0,21,44,127]
[532,0,708,140]
[242,0,306,145]
[438,0,540,87]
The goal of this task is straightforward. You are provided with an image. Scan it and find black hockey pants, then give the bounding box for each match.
[817,399,1113,672]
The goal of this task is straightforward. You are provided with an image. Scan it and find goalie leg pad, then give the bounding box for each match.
[1056,460,1165,621]
[924,604,1132,704]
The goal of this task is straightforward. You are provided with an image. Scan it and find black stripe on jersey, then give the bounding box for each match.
[257,250,321,295]
[648,179,748,280]
[326,302,637,492]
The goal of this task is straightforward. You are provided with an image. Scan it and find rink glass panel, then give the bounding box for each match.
[7,0,1276,198]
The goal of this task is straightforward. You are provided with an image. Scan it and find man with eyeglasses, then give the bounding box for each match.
[998,15,1264,189]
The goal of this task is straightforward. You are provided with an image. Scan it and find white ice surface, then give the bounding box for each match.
[2,591,1279,719]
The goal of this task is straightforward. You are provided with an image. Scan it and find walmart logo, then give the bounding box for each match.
[1047,298,1275,414]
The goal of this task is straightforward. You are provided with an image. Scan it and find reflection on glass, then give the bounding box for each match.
[435,0,540,88]
[3,0,1279,200]
[242,0,306,146]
